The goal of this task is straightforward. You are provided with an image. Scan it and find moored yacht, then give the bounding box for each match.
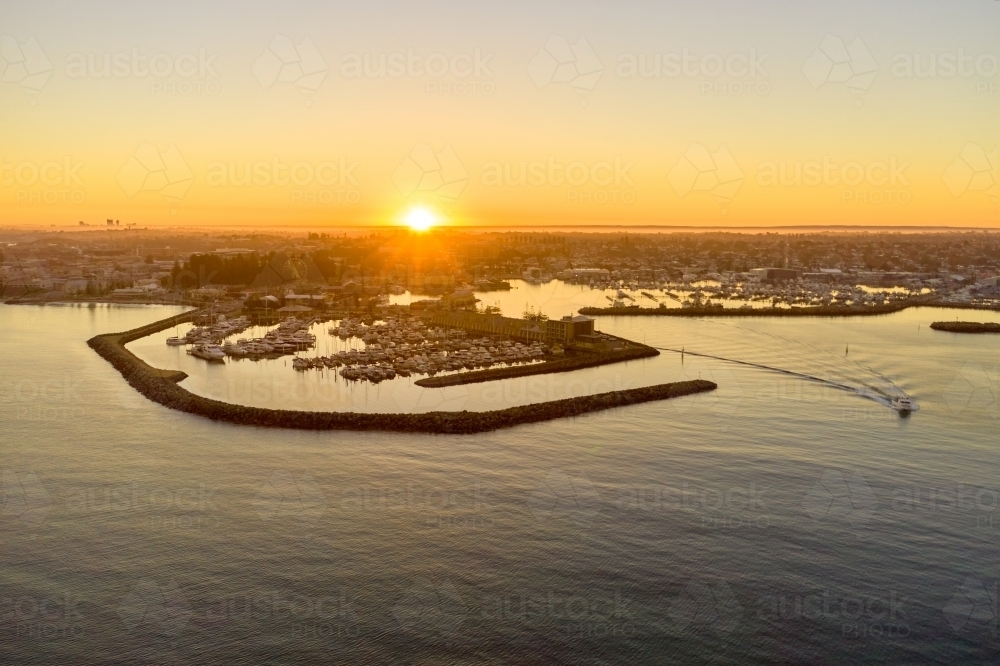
[187,344,226,361]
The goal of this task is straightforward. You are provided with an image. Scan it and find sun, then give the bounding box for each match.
[405,207,436,232]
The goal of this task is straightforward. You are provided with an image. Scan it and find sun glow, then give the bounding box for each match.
[405,208,436,232]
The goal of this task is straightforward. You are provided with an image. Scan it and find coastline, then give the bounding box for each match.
[10,295,1000,319]
[3,294,204,307]
[87,313,713,433]
[579,299,1000,318]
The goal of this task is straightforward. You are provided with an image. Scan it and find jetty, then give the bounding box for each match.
[579,298,1000,318]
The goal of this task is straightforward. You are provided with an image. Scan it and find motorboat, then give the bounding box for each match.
[187,344,226,361]
[891,397,919,413]
[223,342,248,357]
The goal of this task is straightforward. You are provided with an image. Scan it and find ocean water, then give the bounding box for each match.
[3,301,1000,664]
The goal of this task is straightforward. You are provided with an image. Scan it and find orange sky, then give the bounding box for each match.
[2,1,998,228]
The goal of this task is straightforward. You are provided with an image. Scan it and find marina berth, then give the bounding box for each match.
[297,315,551,383]
[186,344,226,361]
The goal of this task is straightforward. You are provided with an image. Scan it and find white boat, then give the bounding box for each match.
[166,337,187,346]
[891,397,919,413]
[223,343,248,357]
[187,344,226,361]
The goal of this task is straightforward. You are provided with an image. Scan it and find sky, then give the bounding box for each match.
[1,0,999,228]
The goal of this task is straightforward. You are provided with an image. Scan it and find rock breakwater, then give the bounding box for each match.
[88,317,713,434]
[414,345,659,388]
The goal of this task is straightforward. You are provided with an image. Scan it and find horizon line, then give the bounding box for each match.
[6,222,1000,234]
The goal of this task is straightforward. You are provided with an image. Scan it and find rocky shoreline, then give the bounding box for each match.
[579,299,1000,318]
[414,344,659,388]
[929,321,1000,333]
[88,317,713,434]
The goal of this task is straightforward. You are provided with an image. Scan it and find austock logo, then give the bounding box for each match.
[669,579,743,635]
[943,361,999,418]
[615,48,770,96]
[0,589,85,638]
[65,48,219,79]
[117,143,194,203]
[943,144,998,203]
[252,35,328,99]
[668,143,744,213]
[944,577,998,635]
[117,579,192,635]
[2,156,86,206]
[756,157,910,189]
[528,35,603,101]
[1,35,52,97]
[2,470,51,524]
[205,156,361,206]
[252,470,327,524]
[65,47,220,96]
[802,35,878,105]
[392,578,467,640]
[891,49,1000,84]
[480,157,634,186]
[340,48,494,80]
[756,156,912,206]
[528,469,601,525]
[757,587,909,638]
[616,48,768,80]
[392,143,468,203]
[802,468,878,528]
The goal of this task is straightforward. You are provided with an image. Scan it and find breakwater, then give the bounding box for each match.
[88,317,713,434]
[579,304,913,317]
[99,307,200,382]
[930,321,1000,333]
[414,344,659,388]
[579,299,1000,318]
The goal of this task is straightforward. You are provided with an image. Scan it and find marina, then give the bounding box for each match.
[577,277,931,310]
[167,313,554,383]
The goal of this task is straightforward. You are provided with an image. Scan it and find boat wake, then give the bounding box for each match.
[653,320,916,413]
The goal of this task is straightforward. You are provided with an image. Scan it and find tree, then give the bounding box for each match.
[522,304,548,322]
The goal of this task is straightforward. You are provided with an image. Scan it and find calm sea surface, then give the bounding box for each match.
[3,294,1000,664]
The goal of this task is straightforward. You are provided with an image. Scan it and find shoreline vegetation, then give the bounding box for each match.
[579,299,1000,318]
[930,321,1000,333]
[86,310,713,433]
